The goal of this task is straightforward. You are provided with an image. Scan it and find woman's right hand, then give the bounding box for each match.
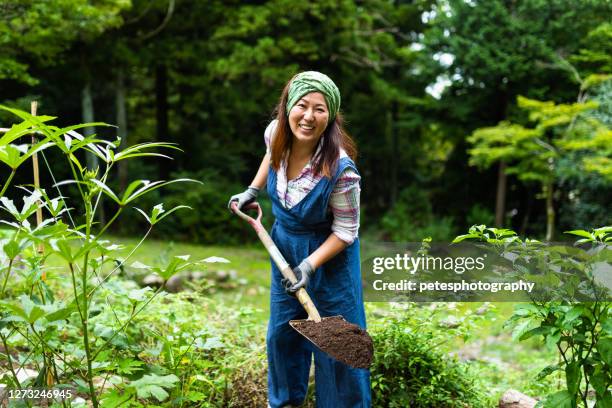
[227,186,259,212]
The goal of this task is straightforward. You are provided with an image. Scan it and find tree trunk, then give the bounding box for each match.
[495,161,507,227]
[387,102,398,206]
[116,67,128,191]
[545,181,555,241]
[519,188,533,236]
[81,81,97,171]
[156,63,170,180]
[493,90,509,228]
[82,78,105,225]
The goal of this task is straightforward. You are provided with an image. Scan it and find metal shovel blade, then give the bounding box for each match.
[289,315,373,369]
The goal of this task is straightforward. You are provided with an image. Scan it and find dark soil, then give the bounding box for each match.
[290,316,373,369]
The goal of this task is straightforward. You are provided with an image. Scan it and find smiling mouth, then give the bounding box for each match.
[299,124,315,131]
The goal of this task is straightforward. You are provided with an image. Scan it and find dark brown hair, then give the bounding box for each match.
[269,78,357,178]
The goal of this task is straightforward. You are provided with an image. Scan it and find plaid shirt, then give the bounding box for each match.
[264,120,360,244]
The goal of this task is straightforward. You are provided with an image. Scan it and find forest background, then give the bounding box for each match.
[1,0,611,244]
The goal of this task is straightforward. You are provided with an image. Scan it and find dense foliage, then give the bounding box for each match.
[371,304,489,407]
[455,225,612,407]
[1,0,610,243]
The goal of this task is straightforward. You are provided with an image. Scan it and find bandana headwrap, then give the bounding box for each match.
[286,71,341,123]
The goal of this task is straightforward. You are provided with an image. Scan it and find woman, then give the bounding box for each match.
[228,71,371,408]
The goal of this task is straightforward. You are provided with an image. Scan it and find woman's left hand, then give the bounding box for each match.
[282,259,314,296]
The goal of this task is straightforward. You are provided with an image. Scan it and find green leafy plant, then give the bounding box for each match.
[370,303,489,407]
[454,225,612,407]
[0,106,204,407]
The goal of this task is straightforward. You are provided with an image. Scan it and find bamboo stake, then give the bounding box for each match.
[31,101,46,272]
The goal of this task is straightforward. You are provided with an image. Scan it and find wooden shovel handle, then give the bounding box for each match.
[232,202,321,322]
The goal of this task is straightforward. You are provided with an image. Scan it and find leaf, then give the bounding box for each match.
[133,207,151,224]
[581,74,612,91]
[0,197,19,217]
[202,256,230,263]
[121,178,200,205]
[452,233,480,243]
[520,326,551,341]
[156,255,192,281]
[565,230,595,240]
[512,303,539,316]
[130,261,151,269]
[597,337,612,366]
[512,318,539,341]
[3,240,21,259]
[100,388,134,408]
[127,287,152,303]
[48,238,75,262]
[113,142,181,162]
[542,390,574,408]
[18,190,43,221]
[565,361,581,396]
[90,179,120,204]
[45,300,78,322]
[154,205,191,224]
[536,363,561,380]
[589,367,607,396]
[545,331,561,350]
[140,385,168,402]
[115,358,143,375]
[130,374,179,402]
[602,315,612,335]
[596,391,612,407]
[4,295,47,324]
[562,307,583,328]
[0,118,52,146]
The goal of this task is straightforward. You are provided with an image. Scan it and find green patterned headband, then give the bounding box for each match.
[286,71,341,123]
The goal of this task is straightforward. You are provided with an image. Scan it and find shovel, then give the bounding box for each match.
[232,201,373,369]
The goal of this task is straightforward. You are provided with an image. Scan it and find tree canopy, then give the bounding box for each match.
[1,0,610,243]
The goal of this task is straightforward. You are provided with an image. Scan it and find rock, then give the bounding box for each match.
[16,368,38,384]
[165,274,184,293]
[93,375,121,390]
[499,389,537,408]
[191,270,205,280]
[475,302,491,315]
[0,368,38,387]
[142,274,163,288]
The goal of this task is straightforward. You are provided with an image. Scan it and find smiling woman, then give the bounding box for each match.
[227,71,370,408]
[287,92,328,156]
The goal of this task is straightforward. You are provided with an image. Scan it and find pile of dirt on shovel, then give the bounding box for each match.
[291,316,373,369]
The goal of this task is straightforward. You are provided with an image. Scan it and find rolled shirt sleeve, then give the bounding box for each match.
[330,168,361,245]
[264,119,278,154]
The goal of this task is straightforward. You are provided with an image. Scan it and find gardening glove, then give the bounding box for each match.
[282,259,315,297]
[227,186,259,212]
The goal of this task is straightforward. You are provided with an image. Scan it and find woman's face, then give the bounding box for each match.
[288,92,329,146]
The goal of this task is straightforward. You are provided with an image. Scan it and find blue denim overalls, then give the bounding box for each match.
[266,156,371,408]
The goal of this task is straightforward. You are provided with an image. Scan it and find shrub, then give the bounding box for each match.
[0,107,204,407]
[454,225,612,407]
[370,305,488,407]
[466,204,494,229]
[381,186,456,242]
